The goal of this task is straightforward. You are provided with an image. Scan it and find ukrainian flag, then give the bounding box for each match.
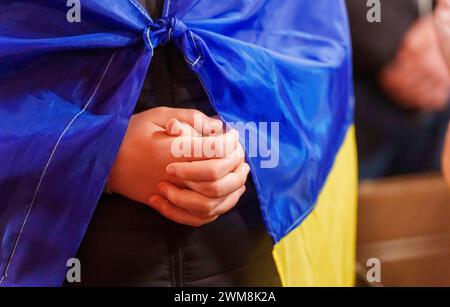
[0,0,356,286]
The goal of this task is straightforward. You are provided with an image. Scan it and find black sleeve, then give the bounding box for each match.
[345,0,420,75]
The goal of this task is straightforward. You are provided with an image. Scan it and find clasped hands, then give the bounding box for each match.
[108,107,250,227]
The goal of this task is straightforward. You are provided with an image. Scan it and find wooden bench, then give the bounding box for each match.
[357,173,450,286]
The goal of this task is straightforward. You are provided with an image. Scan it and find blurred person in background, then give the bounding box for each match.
[435,0,450,186]
[346,0,450,179]
[435,0,450,69]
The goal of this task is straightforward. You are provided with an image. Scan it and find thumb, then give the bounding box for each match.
[151,107,223,136]
[166,118,201,137]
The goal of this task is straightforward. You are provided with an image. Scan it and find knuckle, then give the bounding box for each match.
[190,110,203,122]
[155,106,169,113]
[199,199,216,214]
[200,210,217,219]
[240,175,247,186]
[208,168,221,181]
[207,182,223,198]
[173,167,184,178]
[162,189,179,203]
[191,110,202,117]
[169,192,182,205]
[198,205,221,218]
[229,129,240,143]
[159,203,170,216]
[196,203,209,214]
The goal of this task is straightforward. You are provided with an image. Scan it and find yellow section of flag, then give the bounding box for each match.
[273,126,358,286]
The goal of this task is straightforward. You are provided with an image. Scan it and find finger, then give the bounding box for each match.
[150,107,223,135]
[202,128,240,158]
[166,147,245,181]
[157,181,223,215]
[207,185,246,217]
[183,163,250,198]
[148,195,218,227]
[189,185,246,219]
[165,118,201,137]
[168,129,241,162]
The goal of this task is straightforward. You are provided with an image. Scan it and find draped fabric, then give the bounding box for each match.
[0,0,354,286]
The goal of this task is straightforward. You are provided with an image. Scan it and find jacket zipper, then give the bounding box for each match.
[172,247,184,287]
[170,227,184,287]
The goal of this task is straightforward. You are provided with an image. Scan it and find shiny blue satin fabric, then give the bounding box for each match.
[0,0,353,286]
